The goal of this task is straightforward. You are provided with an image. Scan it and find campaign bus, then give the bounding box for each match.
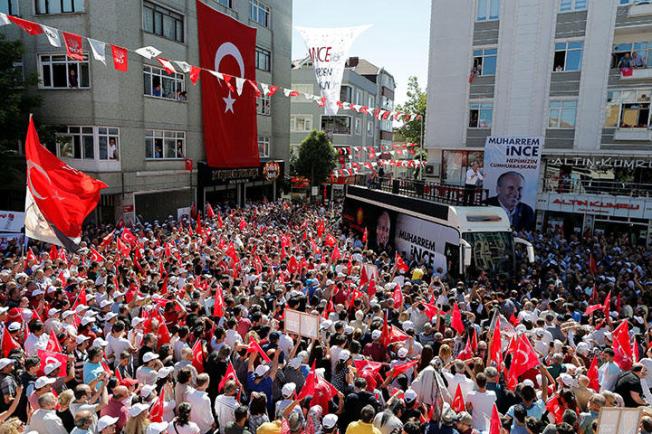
[342,182,534,280]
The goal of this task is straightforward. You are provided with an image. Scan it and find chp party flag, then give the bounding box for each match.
[196,0,259,168]
[24,117,107,249]
[62,32,84,61]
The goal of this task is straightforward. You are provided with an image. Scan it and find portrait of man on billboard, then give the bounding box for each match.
[375,210,393,254]
[486,171,535,231]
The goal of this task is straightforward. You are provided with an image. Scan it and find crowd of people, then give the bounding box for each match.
[0,199,651,434]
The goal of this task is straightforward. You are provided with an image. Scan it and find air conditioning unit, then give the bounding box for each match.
[424,162,439,178]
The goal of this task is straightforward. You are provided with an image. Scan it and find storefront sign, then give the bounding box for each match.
[546,156,652,169]
[0,211,24,233]
[483,136,543,231]
[263,161,280,181]
[537,192,652,219]
[198,161,284,186]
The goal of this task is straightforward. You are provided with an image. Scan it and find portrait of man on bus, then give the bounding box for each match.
[486,171,535,231]
[375,210,393,254]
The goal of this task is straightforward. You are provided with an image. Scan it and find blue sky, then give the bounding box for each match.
[291,0,431,107]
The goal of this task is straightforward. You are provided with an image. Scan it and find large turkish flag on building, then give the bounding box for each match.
[196,0,259,168]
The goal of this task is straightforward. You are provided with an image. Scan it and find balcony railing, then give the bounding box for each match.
[351,175,489,206]
[542,178,652,198]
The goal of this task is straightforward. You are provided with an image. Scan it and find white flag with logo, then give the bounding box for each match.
[87,38,106,65]
[174,61,192,73]
[135,46,162,60]
[42,25,61,47]
[296,25,370,116]
[0,13,10,26]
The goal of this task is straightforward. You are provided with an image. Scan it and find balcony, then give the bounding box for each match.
[629,1,652,17]
[619,67,652,80]
[613,127,652,141]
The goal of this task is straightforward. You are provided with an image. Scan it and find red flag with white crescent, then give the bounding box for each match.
[191,340,204,373]
[24,117,107,249]
[37,349,68,377]
[196,0,258,168]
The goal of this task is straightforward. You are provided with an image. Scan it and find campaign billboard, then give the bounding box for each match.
[483,136,543,231]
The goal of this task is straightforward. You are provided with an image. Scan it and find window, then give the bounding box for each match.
[472,48,498,77]
[605,89,652,128]
[381,95,393,110]
[548,99,577,128]
[619,0,652,5]
[292,83,313,95]
[257,94,271,115]
[143,65,185,101]
[290,143,300,160]
[321,116,352,135]
[340,86,352,103]
[36,0,84,14]
[145,130,185,159]
[290,115,313,132]
[560,0,587,12]
[216,0,232,7]
[469,102,493,128]
[1,0,18,14]
[554,41,584,72]
[367,121,373,137]
[354,118,362,135]
[143,1,184,43]
[368,95,375,108]
[255,47,271,71]
[612,42,652,68]
[56,126,119,161]
[476,0,499,21]
[355,89,363,105]
[258,136,270,158]
[250,0,269,28]
[38,54,90,89]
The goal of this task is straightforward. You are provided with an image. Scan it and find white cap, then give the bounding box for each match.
[288,357,302,369]
[404,388,418,402]
[146,422,169,434]
[7,322,20,332]
[103,312,118,321]
[35,376,56,389]
[143,352,159,363]
[0,307,8,315]
[131,317,145,327]
[344,325,354,335]
[254,364,270,377]
[0,358,14,369]
[48,308,60,316]
[140,384,156,398]
[338,350,351,362]
[372,330,382,340]
[397,347,409,358]
[128,403,150,417]
[402,321,415,332]
[44,361,61,375]
[47,286,57,294]
[81,316,95,326]
[156,366,174,380]
[62,310,75,319]
[281,382,296,398]
[522,379,535,388]
[75,304,89,313]
[76,335,90,345]
[320,320,332,330]
[97,415,119,432]
[323,414,339,430]
[92,337,108,348]
[100,300,113,308]
[32,289,44,296]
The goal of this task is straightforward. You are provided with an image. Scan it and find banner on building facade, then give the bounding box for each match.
[0,211,24,233]
[537,192,652,220]
[483,136,543,231]
[296,25,370,116]
[196,0,259,169]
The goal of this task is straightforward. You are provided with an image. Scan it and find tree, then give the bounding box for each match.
[395,76,426,146]
[292,130,337,187]
[0,34,49,200]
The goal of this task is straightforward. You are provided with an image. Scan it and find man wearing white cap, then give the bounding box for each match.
[322,413,339,434]
[275,382,303,421]
[97,415,119,434]
[136,352,160,386]
[187,373,215,434]
[24,320,49,357]
[26,392,67,434]
[146,422,169,434]
[44,308,62,335]
[28,376,56,410]
[106,320,135,368]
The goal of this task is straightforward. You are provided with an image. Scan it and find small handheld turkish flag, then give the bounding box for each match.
[191,340,204,373]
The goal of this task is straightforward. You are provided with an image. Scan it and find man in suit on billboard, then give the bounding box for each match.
[486,171,535,231]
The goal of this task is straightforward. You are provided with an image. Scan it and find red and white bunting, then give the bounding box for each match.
[87,38,106,65]
[62,32,84,61]
[156,57,177,75]
[111,45,128,72]
[42,25,61,47]
[135,46,161,60]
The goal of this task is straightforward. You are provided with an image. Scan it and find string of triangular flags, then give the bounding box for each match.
[331,143,425,178]
[0,13,423,123]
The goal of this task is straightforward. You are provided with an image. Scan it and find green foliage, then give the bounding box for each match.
[292,130,337,186]
[0,34,46,185]
[395,76,426,146]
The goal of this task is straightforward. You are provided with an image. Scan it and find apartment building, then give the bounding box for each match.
[426,0,652,244]
[290,57,395,171]
[1,0,291,222]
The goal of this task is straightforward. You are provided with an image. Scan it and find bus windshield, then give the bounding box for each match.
[462,231,514,279]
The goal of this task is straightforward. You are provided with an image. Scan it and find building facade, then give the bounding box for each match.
[426,0,652,244]
[290,57,395,169]
[1,0,291,222]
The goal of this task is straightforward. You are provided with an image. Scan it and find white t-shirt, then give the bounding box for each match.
[169,421,201,434]
[467,389,497,431]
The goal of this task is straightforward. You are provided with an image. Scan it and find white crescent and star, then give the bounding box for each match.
[214,42,245,114]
